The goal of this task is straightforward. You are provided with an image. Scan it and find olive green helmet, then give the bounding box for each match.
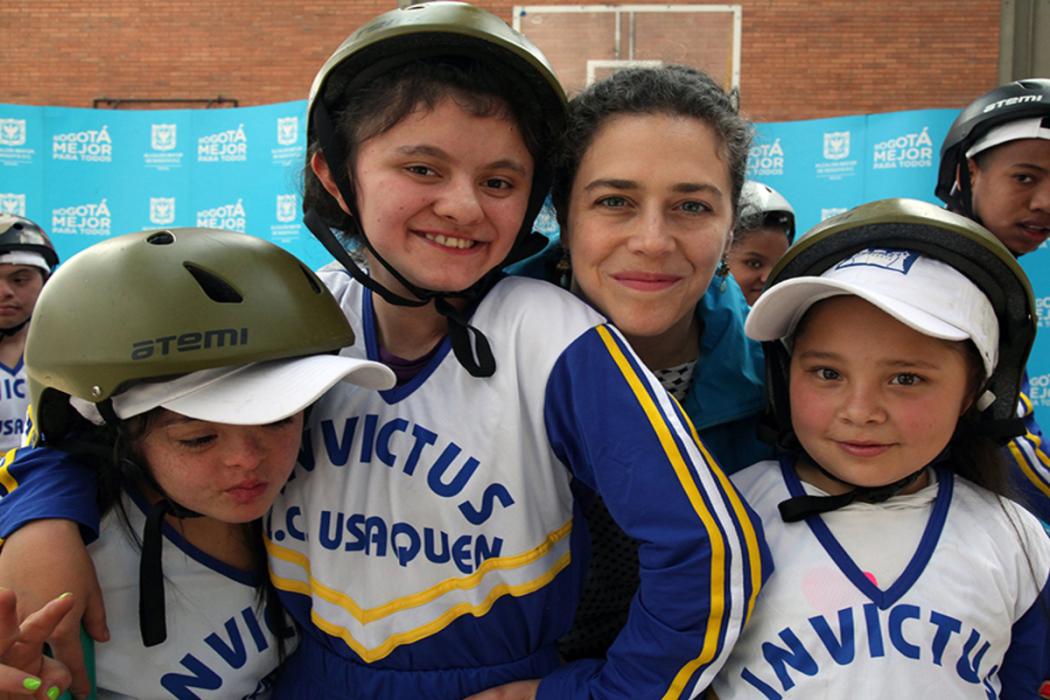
[26,228,353,440]
[760,198,1035,440]
[307,1,565,147]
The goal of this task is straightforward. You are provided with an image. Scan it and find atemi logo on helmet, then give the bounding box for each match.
[0,119,26,147]
[748,138,784,177]
[982,95,1044,113]
[150,197,176,226]
[51,199,111,236]
[198,124,248,163]
[131,328,250,360]
[834,248,918,275]
[0,194,26,216]
[197,199,247,232]
[873,127,934,170]
[52,125,112,163]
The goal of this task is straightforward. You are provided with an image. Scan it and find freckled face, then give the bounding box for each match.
[137,410,304,523]
[789,297,975,489]
[565,113,734,339]
[968,138,1050,255]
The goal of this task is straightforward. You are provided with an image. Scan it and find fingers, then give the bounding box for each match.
[42,631,85,700]
[79,579,108,644]
[0,664,54,696]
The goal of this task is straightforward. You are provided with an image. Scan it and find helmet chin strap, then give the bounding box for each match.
[0,317,29,338]
[308,100,528,378]
[96,399,204,647]
[778,451,943,523]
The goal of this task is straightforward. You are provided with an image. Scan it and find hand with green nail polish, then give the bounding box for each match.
[0,588,74,699]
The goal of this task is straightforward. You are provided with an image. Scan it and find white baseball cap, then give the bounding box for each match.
[71,353,395,425]
[965,116,1050,158]
[0,251,50,273]
[745,247,999,381]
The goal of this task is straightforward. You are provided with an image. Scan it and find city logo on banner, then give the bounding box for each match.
[821,207,848,221]
[0,119,26,146]
[144,123,183,170]
[198,124,248,163]
[816,130,858,181]
[0,194,26,216]
[273,116,304,166]
[1026,371,1050,406]
[747,137,784,177]
[197,199,246,232]
[150,197,176,226]
[0,118,34,167]
[873,126,934,170]
[823,131,850,160]
[52,125,113,163]
[51,199,112,236]
[277,117,298,146]
[272,194,300,240]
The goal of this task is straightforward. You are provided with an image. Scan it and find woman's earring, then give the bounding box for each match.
[556,249,572,289]
[716,257,731,293]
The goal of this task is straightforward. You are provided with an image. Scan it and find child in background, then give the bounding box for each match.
[725,181,795,306]
[713,199,1049,698]
[936,79,1050,524]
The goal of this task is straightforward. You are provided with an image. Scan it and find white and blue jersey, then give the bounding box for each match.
[266,270,769,699]
[1005,373,1050,528]
[0,357,28,453]
[713,458,1050,699]
[90,488,290,699]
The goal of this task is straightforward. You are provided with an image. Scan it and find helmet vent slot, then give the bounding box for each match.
[299,264,322,294]
[147,231,175,246]
[183,263,243,303]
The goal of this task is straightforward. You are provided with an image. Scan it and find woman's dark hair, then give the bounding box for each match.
[303,57,552,246]
[551,65,752,231]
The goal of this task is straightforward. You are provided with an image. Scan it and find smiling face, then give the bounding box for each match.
[314,96,534,295]
[968,138,1050,255]
[789,296,976,492]
[0,264,44,331]
[137,410,304,523]
[565,113,734,341]
[726,227,791,305]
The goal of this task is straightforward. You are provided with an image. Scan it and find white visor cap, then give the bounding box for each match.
[965,116,1050,158]
[745,248,999,380]
[71,354,395,426]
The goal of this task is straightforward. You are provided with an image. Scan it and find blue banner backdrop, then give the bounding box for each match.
[3,102,1050,425]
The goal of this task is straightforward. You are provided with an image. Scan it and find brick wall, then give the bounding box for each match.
[2,0,999,121]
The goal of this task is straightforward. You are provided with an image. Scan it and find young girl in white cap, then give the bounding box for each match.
[712,199,1049,698]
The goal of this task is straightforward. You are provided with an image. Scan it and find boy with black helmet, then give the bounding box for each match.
[712,199,1049,697]
[0,214,57,452]
[936,79,1050,525]
[0,227,394,698]
[0,4,767,699]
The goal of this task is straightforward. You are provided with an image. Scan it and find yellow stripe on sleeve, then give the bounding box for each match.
[1008,433,1050,498]
[593,325,728,700]
[0,449,19,495]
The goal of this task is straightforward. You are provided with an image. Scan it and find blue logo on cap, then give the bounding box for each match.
[834,248,920,274]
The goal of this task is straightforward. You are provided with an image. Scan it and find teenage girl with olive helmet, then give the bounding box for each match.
[0,228,394,698]
[0,4,767,700]
[937,79,1050,525]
